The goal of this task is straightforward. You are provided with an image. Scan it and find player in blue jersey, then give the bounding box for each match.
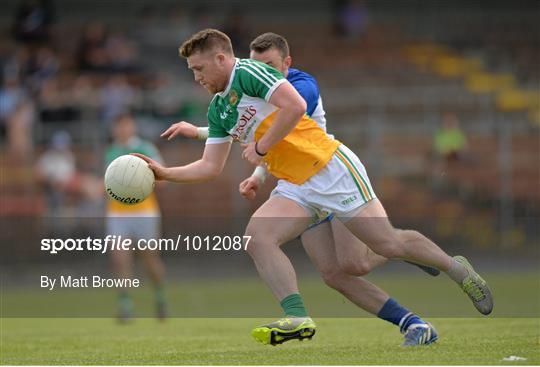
[161,32,448,347]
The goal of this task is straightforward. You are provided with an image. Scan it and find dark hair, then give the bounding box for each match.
[179,29,233,58]
[249,32,290,59]
[112,111,133,123]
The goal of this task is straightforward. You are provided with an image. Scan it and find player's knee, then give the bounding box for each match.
[243,228,277,256]
[320,268,348,292]
[339,258,372,276]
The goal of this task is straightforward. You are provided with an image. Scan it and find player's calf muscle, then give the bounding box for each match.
[364,236,406,259]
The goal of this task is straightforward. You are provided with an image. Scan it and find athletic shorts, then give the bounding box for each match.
[106,213,161,240]
[271,144,376,225]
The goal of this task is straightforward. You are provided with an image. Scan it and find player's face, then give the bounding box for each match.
[113,117,136,143]
[187,51,228,94]
[250,48,291,75]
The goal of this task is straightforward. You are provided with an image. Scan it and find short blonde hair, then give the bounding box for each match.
[179,29,234,58]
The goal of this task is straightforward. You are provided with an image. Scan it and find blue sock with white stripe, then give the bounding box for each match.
[377,298,427,333]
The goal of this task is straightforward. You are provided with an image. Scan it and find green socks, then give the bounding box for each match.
[119,292,133,313]
[154,285,166,305]
[280,293,308,317]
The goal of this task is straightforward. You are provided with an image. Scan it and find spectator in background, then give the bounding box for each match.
[35,130,76,214]
[0,75,34,157]
[77,22,109,72]
[145,72,183,120]
[134,4,193,49]
[35,130,103,216]
[71,74,100,111]
[434,112,468,164]
[38,75,80,123]
[12,0,55,46]
[105,29,139,74]
[0,75,27,134]
[105,113,168,322]
[27,46,59,91]
[334,0,367,39]
[222,13,250,57]
[101,74,137,124]
[2,45,31,82]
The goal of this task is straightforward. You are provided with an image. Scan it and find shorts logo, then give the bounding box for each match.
[341,195,357,206]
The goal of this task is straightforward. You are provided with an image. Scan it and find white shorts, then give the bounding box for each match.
[271,144,376,224]
[106,213,161,239]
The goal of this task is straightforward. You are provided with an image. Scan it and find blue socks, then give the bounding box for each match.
[377,298,427,333]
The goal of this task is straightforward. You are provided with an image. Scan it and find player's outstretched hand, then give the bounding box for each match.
[161,121,198,140]
[130,153,169,181]
[239,176,260,200]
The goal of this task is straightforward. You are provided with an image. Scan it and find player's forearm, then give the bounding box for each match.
[251,165,267,184]
[163,160,221,183]
[257,106,305,154]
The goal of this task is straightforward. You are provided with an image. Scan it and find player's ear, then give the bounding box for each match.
[284,56,292,69]
[215,53,226,65]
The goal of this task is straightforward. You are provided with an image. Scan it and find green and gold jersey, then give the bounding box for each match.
[105,137,162,214]
[206,58,340,185]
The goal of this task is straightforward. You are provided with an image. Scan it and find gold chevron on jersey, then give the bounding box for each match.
[207,58,340,184]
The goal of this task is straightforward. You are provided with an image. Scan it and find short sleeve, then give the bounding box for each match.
[237,59,286,101]
[206,98,233,144]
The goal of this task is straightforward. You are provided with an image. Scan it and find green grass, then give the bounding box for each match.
[1,273,539,364]
[3,273,539,317]
[1,318,539,365]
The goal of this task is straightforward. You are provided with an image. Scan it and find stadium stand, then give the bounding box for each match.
[0,0,537,250]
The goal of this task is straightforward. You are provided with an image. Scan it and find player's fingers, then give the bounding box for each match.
[130,153,150,163]
[160,126,175,137]
[167,129,181,140]
[147,163,159,174]
[243,181,255,191]
[240,187,251,199]
[244,182,256,193]
[246,189,256,200]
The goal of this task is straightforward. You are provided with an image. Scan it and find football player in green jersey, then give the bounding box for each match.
[106,113,168,322]
[134,29,493,347]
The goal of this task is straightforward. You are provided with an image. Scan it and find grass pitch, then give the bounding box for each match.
[1,317,539,365]
[1,273,539,365]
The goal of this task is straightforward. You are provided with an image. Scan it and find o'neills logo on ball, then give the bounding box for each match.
[107,188,141,204]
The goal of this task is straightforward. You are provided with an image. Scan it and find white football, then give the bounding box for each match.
[104,155,155,205]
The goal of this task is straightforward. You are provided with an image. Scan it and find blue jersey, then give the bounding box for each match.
[287,68,319,116]
[286,68,328,134]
